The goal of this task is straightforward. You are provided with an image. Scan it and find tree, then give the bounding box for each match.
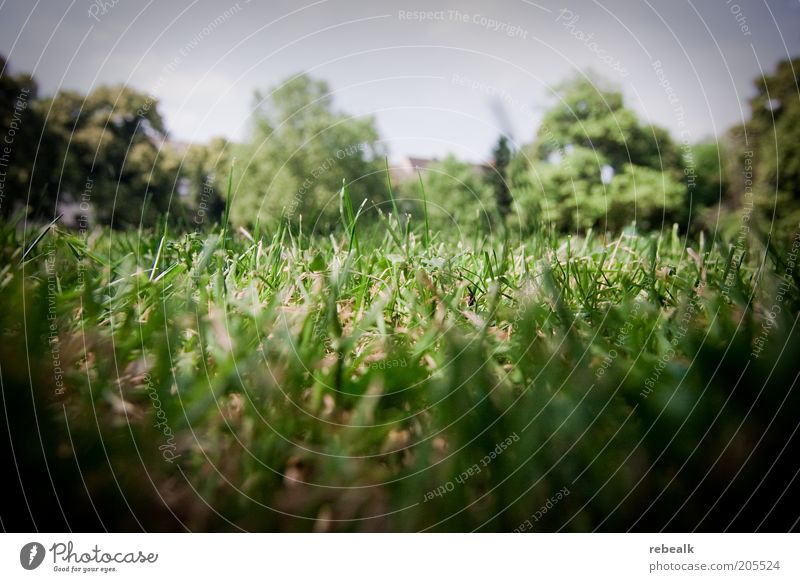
[510,74,686,233]
[234,74,387,232]
[489,135,513,216]
[2,56,181,227]
[687,141,729,211]
[180,137,232,229]
[677,139,738,234]
[744,57,800,236]
[0,55,49,217]
[532,75,680,172]
[411,155,495,232]
[41,84,179,227]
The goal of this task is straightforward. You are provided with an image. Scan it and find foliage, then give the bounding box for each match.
[401,154,496,233]
[681,140,732,232]
[742,57,800,238]
[511,148,685,233]
[489,135,513,216]
[510,75,687,233]
[234,74,387,232]
[180,137,233,229]
[39,84,180,227]
[0,56,48,217]
[531,75,681,171]
[687,141,730,210]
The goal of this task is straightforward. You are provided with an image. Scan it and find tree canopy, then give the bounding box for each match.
[41,84,178,227]
[1,56,46,217]
[746,58,800,235]
[510,75,686,232]
[233,74,387,232]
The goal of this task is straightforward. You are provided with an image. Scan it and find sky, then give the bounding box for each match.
[1,0,799,162]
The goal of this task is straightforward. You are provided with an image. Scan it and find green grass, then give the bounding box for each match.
[2,211,799,532]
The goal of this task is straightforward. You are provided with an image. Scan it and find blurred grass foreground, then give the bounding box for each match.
[1,212,799,532]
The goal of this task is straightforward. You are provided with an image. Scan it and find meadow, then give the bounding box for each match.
[2,189,799,532]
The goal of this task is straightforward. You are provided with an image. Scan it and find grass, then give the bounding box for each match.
[1,208,799,532]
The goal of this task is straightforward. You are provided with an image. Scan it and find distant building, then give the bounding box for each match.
[390,156,438,183]
[390,156,490,182]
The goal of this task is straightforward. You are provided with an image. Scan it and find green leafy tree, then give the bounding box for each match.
[511,74,685,232]
[688,141,730,210]
[234,74,387,231]
[411,155,495,232]
[678,140,733,232]
[42,84,178,227]
[532,75,680,171]
[489,135,513,216]
[180,137,232,229]
[745,58,800,236]
[0,55,50,217]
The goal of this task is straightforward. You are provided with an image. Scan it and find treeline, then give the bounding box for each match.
[1,54,798,237]
[508,62,800,240]
[0,59,388,231]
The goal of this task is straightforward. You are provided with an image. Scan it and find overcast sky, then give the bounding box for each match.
[2,0,799,161]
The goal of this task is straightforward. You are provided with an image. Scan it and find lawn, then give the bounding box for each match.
[2,205,799,532]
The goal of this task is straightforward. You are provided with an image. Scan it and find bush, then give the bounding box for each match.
[403,155,497,233]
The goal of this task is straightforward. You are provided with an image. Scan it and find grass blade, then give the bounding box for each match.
[20,213,62,265]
